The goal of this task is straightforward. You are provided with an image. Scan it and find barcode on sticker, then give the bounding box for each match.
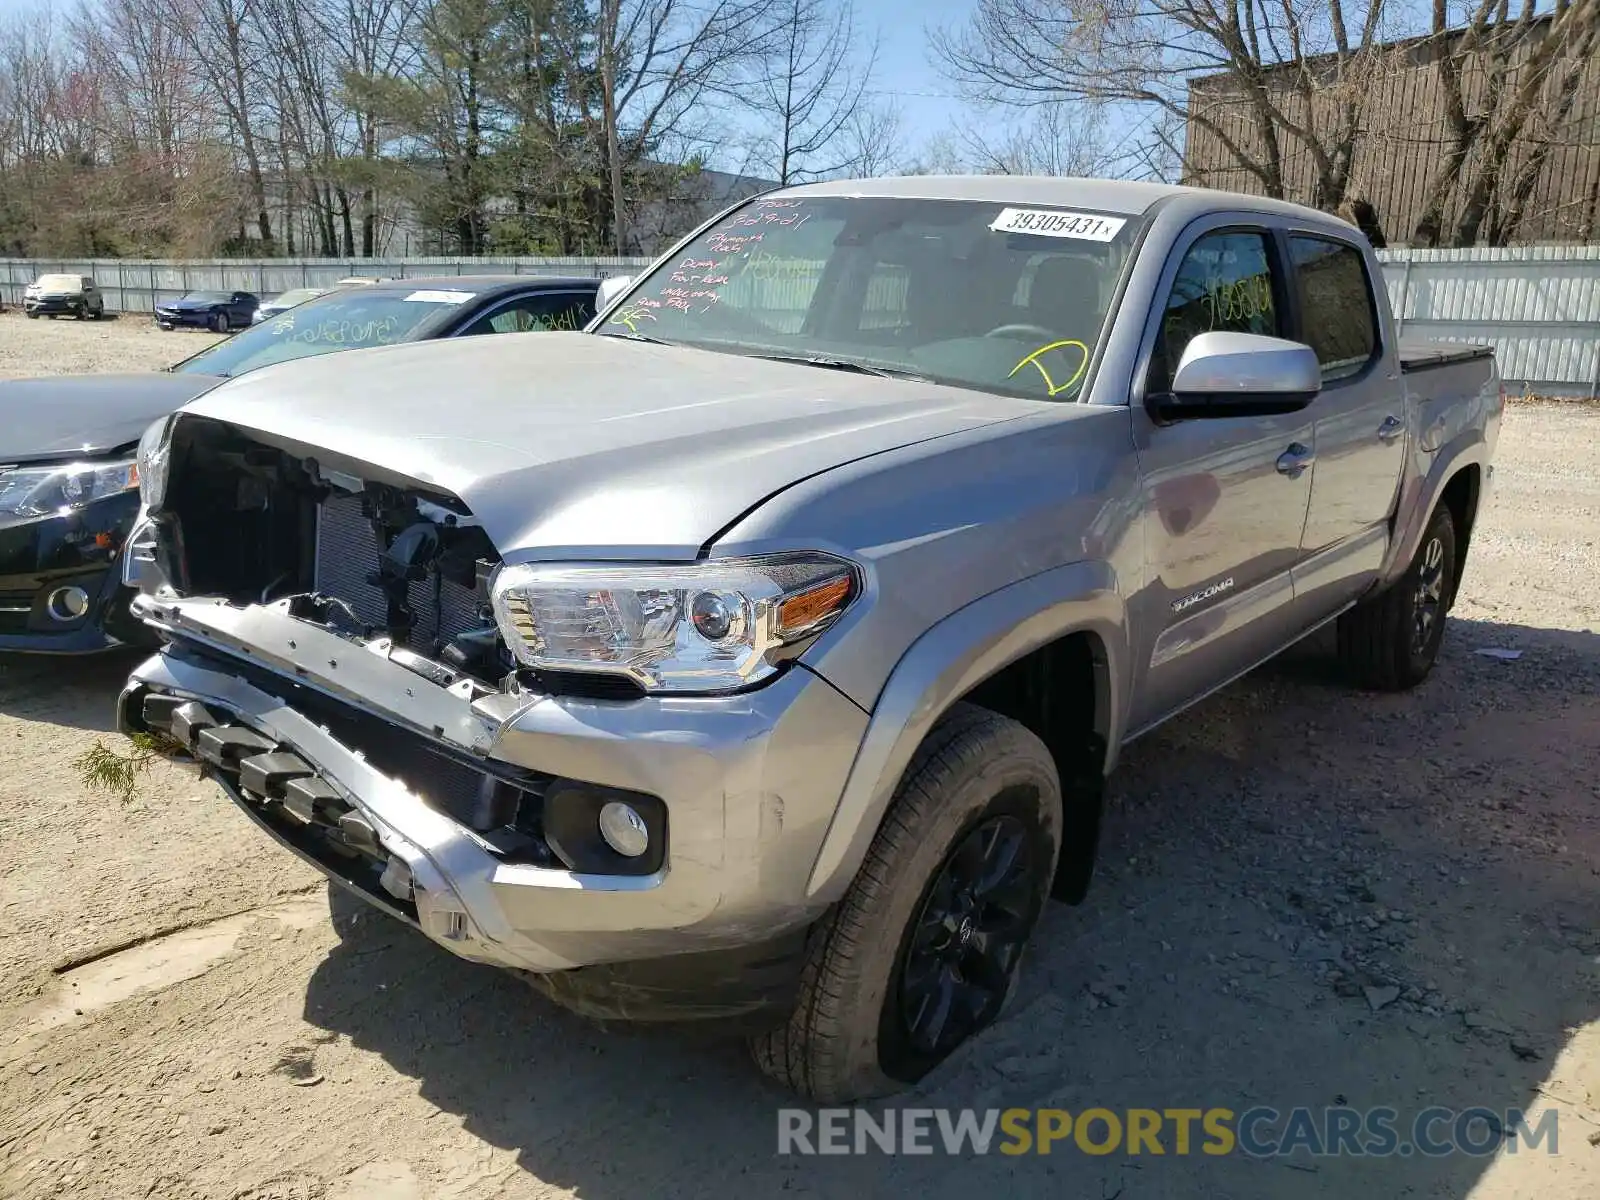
[990,208,1126,242]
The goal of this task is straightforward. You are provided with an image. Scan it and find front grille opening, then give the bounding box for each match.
[161,417,510,685]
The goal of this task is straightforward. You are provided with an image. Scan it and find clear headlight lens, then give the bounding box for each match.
[136,415,175,510]
[490,553,858,693]
[0,457,140,521]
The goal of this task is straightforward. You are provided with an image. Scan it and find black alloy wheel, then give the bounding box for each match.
[898,811,1037,1057]
[1410,533,1448,658]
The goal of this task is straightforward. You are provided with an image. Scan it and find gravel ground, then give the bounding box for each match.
[0,309,223,378]
[0,325,1595,1198]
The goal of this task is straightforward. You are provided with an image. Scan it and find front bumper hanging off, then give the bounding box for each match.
[118,595,869,1012]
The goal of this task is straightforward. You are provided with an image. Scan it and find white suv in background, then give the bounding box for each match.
[23,274,106,320]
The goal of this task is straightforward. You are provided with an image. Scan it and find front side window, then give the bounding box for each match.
[1149,230,1280,393]
[600,196,1138,402]
[1290,236,1378,381]
[460,292,595,336]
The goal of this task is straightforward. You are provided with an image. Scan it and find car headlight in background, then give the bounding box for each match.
[0,458,140,521]
[136,415,175,510]
[490,553,858,693]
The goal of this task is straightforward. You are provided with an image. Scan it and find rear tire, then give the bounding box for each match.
[750,703,1062,1102]
[210,311,230,333]
[1337,505,1456,691]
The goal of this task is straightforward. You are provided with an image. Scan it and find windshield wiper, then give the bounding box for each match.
[598,329,670,345]
[745,353,931,382]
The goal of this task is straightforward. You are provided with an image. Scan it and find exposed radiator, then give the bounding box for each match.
[313,493,486,651]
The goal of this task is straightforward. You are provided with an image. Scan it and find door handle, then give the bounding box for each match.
[1275,442,1315,477]
[1378,415,1404,442]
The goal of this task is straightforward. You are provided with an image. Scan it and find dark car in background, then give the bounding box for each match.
[168,274,601,378]
[155,290,260,333]
[0,374,212,653]
[0,275,601,654]
[23,274,105,319]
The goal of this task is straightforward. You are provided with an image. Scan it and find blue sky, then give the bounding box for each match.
[860,0,973,154]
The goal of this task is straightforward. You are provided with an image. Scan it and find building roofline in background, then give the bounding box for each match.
[1187,10,1558,91]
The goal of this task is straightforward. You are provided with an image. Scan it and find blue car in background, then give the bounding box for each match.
[155,290,260,333]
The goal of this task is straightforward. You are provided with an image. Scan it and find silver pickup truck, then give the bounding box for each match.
[117,177,1501,1101]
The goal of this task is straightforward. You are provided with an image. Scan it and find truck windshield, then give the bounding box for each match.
[599,195,1137,401]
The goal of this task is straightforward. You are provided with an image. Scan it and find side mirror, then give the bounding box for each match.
[596,274,635,311]
[1150,331,1321,422]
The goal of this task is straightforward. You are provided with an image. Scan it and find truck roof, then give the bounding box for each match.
[773,175,1353,227]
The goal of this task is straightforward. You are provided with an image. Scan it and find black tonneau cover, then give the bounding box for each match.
[1398,339,1494,373]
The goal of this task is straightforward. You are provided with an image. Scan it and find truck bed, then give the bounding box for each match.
[1399,339,1494,374]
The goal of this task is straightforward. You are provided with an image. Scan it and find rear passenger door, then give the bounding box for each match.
[1287,235,1404,612]
[1127,221,1316,732]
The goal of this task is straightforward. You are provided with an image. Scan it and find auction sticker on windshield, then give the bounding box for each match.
[402,289,473,304]
[990,208,1126,242]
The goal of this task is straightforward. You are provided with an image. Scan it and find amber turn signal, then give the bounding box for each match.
[777,575,852,637]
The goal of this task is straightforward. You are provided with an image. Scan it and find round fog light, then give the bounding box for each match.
[598,800,650,858]
[46,586,90,622]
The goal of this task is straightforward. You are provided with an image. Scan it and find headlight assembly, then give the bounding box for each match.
[0,456,140,521]
[136,414,175,510]
[490,553,858,694]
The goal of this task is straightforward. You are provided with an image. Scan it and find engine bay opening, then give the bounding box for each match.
[159,417,513,688]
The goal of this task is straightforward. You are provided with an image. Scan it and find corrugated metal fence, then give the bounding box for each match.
[0,256,652,318]
[1376,246,1600,396]
[5,248,1600,395]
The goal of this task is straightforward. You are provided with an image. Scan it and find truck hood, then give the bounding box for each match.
[0,373,224,463]
[183,332,1033,560]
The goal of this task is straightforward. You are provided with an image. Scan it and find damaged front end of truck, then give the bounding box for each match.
[113,407,873,1019]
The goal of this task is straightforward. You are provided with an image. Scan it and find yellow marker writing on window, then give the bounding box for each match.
[1008,339,1090,397]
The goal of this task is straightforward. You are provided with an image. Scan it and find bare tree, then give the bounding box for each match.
[576,0,775,252]
[1488,10,1600,242]
[744,0,876,185]
[931,0,1394,211]
[840,96,903,177]
[167,0,275,246]
[1409,0,1600,246]
[954,103,1116,177]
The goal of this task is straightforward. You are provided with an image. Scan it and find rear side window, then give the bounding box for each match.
[1148,230,1281,393]
[1289,237,1378,381]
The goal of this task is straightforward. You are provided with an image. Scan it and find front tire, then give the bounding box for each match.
[751,703,1062,1102]
[1338,505,1457,690]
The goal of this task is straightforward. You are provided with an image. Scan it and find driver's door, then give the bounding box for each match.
[1126,223,1317,733]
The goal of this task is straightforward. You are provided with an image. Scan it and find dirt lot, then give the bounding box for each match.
[1,317,1596,1198]
[0,309,223,378]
